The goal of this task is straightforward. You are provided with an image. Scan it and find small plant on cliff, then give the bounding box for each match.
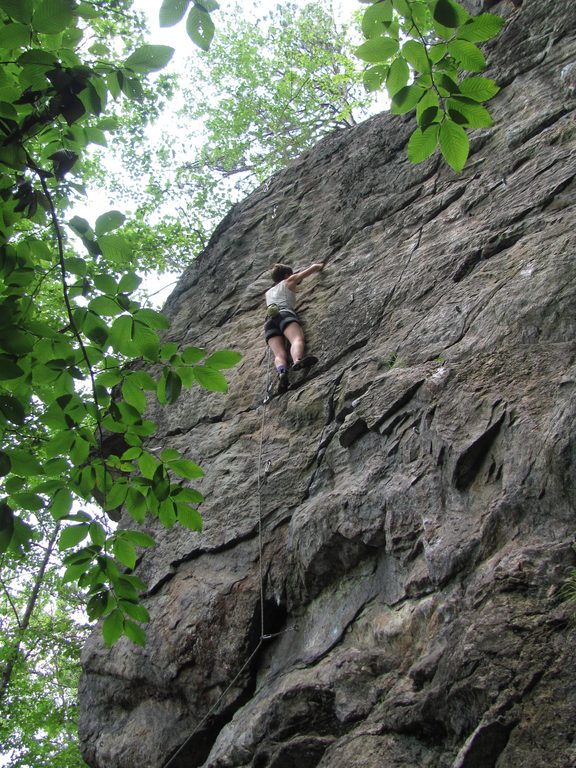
[355,0,504,171]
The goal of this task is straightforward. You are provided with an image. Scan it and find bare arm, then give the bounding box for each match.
[285,262,324,290]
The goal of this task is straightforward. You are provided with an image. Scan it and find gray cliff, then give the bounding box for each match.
[79,0,576,766]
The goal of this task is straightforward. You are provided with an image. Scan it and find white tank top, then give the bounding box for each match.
[265,280,296,311]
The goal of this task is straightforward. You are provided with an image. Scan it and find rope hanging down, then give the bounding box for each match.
[163,347,276,768]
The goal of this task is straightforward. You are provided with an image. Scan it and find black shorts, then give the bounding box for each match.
[264,309,301,341]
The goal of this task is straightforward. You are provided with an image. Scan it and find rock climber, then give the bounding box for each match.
[264,261,324,395]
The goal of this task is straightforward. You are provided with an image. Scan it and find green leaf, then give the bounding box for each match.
[173,487,203,504]
[204,349,242,369]
[401,40,430,73]
[85,126,107,146]
[120,530,155,548]
[123,619,146,646]
[0,503,14,553]
[7,449,43,477]
[416,89,441,126]
[134,308,170,330]
[70,436,90,466]
[385,56,409,97]
[125,45,175,73]
[160,448,180,461]
[98,234,132,263]
[159,0,189,27]
[87,592,109,621]
[32,0,76,34]
[356,35,399,64]
[132,321,160,361]
[0,21,31,48]
[434,72,460,97]
[93,274,118,294]
[0,357,25,380]
[181,346,205,364]
[0,0,33,23]
[152,464,170,502]
[109,315,138,356]
[361,0,393,38]
[186,5,215,50]
[0,451,11,477]
[158,498,177,527]
[120,600,150,623]
[64,257,88,276]
[392,0,409,15]
[59,523,90,550]
[363,64,388,92]
[457,13,504,43]
[103,609,124,646]
[433,0,467,28]
[193,365,228,392]
[167,459,204,480]
[0,394,25,424]
[439,118,469,172]
[126,487,147,523]
[45,430,75,459]
[12,492,45,511]
[447,98,493,128]
[113,538,137,569]
[88,295,123,316]
[390,84,426,115]
[104,482,129,511]
[130,371,157,390]
[177,504,203,531]
[165,370,182,403]
[459,76,500,102]
[122,378,147,413]
[196,0,219,10]
[138,452,159,480]
[447,39,486,72]
[89,521,106,547]
[118,272,142,293]
[95,210,126,237]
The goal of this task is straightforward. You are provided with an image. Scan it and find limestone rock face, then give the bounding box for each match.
[79,1,576,766]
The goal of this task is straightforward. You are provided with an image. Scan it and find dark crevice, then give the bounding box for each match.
[374,380,426,431]
[420,184,468,227]
[453,226,525,282]
[146,515,279,597]
[506,107,570,150]
[454,719,519,768]
[165,595,287,768]
[322,336,370,372]
[452,412,506,491]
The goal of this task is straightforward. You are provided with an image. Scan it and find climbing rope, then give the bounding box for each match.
[162,347,274,768]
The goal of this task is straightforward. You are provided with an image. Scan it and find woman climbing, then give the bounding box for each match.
[264,261,324,395]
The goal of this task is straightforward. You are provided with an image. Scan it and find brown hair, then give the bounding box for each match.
[271,263,293,284]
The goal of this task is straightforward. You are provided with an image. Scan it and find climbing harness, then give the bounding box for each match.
[162,347,285,768]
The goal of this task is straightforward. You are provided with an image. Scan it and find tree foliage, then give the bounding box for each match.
[96,2,375,272]
[1,528,90,767]
[356,0,503,171]
[0,0,241,673]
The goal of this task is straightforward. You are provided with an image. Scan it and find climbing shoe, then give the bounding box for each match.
[276,371,289,394]
[292,356,318,372]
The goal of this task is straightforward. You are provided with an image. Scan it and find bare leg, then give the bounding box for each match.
[283,322,305,365]
[267,335,288,370]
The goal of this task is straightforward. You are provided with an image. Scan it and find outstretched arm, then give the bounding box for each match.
[285,262,324,290]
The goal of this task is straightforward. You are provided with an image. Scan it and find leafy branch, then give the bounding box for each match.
[356,0,504,171]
